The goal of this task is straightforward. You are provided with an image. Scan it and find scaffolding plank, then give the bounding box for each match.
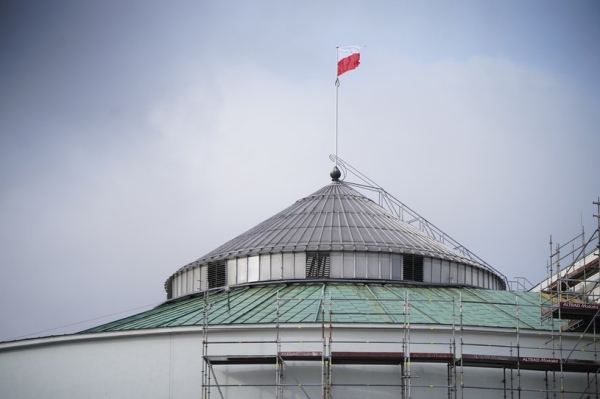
[459,354,517,368]
[562,359,600,373]
[544,302,600,320]
[206,355,277,365]
[410,352,454,363]
[519,357,561,371]
[279,351,323,361]
[331,351,405,365]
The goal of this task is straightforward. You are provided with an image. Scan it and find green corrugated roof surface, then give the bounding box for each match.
[81,283,549,334]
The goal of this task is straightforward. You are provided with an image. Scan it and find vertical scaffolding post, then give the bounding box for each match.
[556,242,565,399]
[592,198,599,399]
[403,291,411,399]
[321,293,327,399]
[595,317,599,399]
[503,367,508,399]
[510,343,514,399]
[516,297,521,399]
[202,290,210,399]
[328,292,333,399]
[451,295,457,399]
[459,293,464,399]
[276,291,283,399]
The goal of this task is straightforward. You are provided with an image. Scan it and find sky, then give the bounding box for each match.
[0,1,599,342]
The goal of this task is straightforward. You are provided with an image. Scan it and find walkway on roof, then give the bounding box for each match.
[81,283,547,334]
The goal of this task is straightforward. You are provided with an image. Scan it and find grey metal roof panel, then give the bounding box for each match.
[179,182,483,274]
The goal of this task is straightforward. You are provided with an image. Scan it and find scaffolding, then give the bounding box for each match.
[534,198,600,398]
[199,284,600,399]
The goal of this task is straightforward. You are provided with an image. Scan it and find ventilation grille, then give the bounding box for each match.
[166,279,173,299]
[208,260,227,288]
[403,254,424,282]
[306,253,330,278]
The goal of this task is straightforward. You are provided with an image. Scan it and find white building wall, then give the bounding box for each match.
[0,325,595,399]
[0,331,202,399]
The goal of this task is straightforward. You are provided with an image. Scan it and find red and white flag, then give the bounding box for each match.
[337,46,362,77]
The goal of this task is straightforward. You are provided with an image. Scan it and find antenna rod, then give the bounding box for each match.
[334,47,340,167]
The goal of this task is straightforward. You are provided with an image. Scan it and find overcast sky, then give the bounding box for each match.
[1,1,599,342]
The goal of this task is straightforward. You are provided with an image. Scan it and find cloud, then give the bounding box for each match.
[1,47,598,341]
[338,54,599,281]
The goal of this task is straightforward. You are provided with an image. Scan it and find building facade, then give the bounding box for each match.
[1,175,598,398]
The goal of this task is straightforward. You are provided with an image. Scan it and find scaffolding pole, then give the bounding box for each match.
[201,283,600,398]
[404,291,411,398]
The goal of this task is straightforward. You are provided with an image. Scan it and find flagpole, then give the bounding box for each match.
[335,47,339,167]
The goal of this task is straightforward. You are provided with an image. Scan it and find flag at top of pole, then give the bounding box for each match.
[333,45,363,169]
[337,46,362,77]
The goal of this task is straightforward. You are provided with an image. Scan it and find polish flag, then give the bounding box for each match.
[337,46,362,77]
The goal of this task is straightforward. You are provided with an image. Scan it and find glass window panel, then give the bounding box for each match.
[422,257,432,282]
[355,252,366,278]
[343,252,354,278]
[260,254,271,280]
[458,264,465,284]
[380,254,390,279]
[190,268,196,293]
[367,253,379,278]
[465,266,472,285]
[272,253,283,279]
[294,252,306,278]
[449,262,457,284]
[227,259,237,286]
[480,270,486,288]
[283,253,294,278]
[173,276,179,297]
[237,257,248,284]
[392,254,402,279]
[192,267,200,292]
[186,269,194,293]
[431,259,441,283]
[441,261,450,284]
[177,273,183,296]
[248,256,259,282]
[200,266,207,291]
[180,273,186,296]
[330,252,342,278]
[483,270,487,288]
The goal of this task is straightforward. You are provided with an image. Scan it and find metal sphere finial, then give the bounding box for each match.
[330,166,341,181]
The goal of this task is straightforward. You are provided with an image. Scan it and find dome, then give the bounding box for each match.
[165,181,507,298]
[194,182,479,264]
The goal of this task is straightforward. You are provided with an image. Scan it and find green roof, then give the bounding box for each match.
[81,283,549,334]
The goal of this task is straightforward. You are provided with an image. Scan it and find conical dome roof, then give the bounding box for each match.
[166,180,507,298]
[184,181,480,268]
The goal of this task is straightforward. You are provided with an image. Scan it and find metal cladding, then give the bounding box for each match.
[174,181,487,274]
[82,283,547,333]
